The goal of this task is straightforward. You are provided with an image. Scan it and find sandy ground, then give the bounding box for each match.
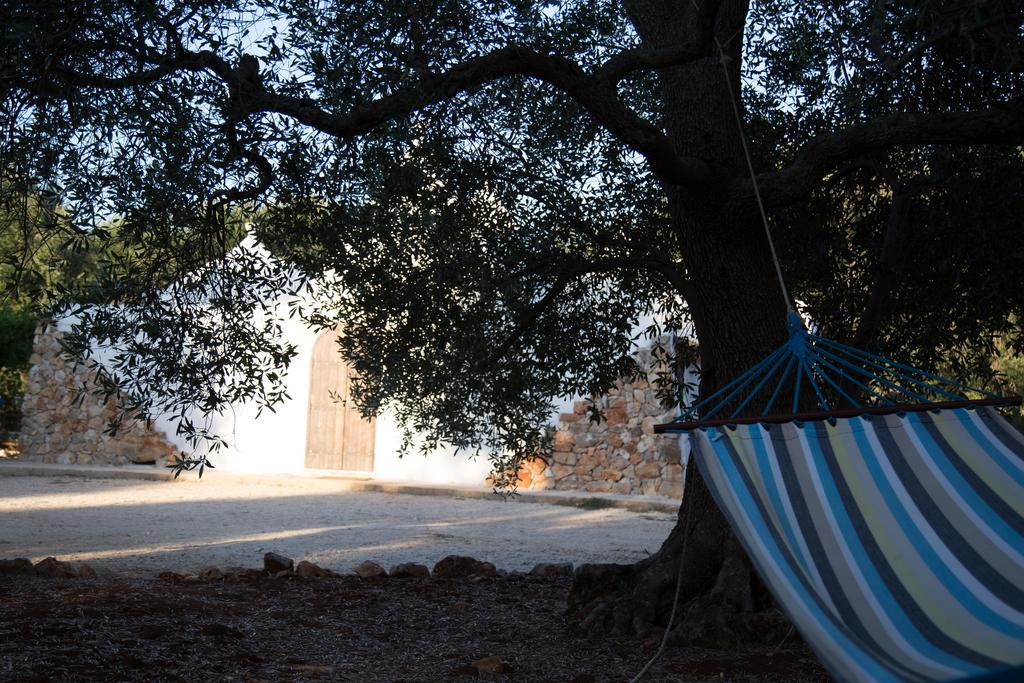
[0,474,678,577]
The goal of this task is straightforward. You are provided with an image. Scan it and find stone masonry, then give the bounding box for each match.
[20,323,683,496]
[18,324,179,466]
[516,349,686,498]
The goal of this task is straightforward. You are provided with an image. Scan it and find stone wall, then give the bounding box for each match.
[517,352,685,498]
[20,323,685,497]
[18,324,179,466]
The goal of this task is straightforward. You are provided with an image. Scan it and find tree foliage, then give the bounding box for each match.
[746,1,1024,385]
[1,0,1022,480]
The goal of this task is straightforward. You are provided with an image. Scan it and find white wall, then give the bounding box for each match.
[146,310,490,485]
[153,310,318,474]
[371,411,492,486]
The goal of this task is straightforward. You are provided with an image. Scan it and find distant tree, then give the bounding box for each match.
[0,305,33,433]
[1,0,1022,643]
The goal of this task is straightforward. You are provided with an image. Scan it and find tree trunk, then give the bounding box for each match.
[567,0,795,646]
[566,226,793,645]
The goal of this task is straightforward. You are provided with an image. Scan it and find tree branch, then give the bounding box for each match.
[850,186,911,352]
[868,8,1024,77]
[490,254,691,362]
[595,41,710,84]
[243,48,710,186]
[747,100,1024,209]
[49,43,712,188]
[491,271,575,362]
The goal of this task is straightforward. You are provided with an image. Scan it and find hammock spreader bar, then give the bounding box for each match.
[654,311,1022,433]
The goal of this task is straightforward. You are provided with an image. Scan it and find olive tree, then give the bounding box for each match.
[2,0,1022,642]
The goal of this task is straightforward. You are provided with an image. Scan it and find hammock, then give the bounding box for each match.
[655,313,1024,683]
[646,44,1024,682]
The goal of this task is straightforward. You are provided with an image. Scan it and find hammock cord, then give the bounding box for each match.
[632,37,794,682]
[715,38,793,313]
[629,477,694,682]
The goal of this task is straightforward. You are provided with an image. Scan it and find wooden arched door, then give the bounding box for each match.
[305,330,375,472]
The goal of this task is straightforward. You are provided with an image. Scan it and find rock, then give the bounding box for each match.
[432,555,496,579]
[662,442,683,463]
[658,479,684,499]
[353,560,387,578]
[551,463,575,480]
[611,480,634,494]
[644,401,664,416]
[389,562,430,578]
[33,557,77,578]
[514,468,534,489]
[551,449,576,467]
[77,563,97,578]
[158,571,185,583]
[295,560,333,578]
[635,459,662,479]
[605,405,628,425]
[528,562,573,578]
[531,473,552,491]
[270,569,293,580]
[552,431,575,452]
[263,552,294,574]
[641,416,657,435]
[555,474,579,489]
[601,468,623,482]
[574,448,603,475]
[664,463,684,482]
[472,656,505,674]
[198,566,224,582]
[0,558,34,575]
[224,567,264,581]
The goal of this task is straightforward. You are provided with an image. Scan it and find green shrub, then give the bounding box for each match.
[992,331,1024,430]
[0,307,35,368]
[0,367,24,433]
[0,307,35,435]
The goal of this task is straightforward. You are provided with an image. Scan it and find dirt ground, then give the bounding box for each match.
[0,572,830,682]
[0,474,677,577]
[0,473,833,681]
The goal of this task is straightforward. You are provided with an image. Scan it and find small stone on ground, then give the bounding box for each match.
[263,552,294,574]
[433,555,496,578]
[390,562,430,578]
[354,560,387,578]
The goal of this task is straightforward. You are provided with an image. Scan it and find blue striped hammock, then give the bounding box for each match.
[657,314,1024,683]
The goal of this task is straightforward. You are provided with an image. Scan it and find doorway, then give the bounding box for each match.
[304,331,375,471]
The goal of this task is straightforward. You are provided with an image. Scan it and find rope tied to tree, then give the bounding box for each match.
[715,38,794,313]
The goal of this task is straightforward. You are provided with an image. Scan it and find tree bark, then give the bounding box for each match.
[568,0,794,645]
[566,219,794,645]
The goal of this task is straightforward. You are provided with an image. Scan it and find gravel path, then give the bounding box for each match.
[0,475,678,577]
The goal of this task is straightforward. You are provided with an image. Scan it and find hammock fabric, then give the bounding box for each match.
[655,313,1024,682]
[665,50,1023,679]
[690,407,1024,682]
